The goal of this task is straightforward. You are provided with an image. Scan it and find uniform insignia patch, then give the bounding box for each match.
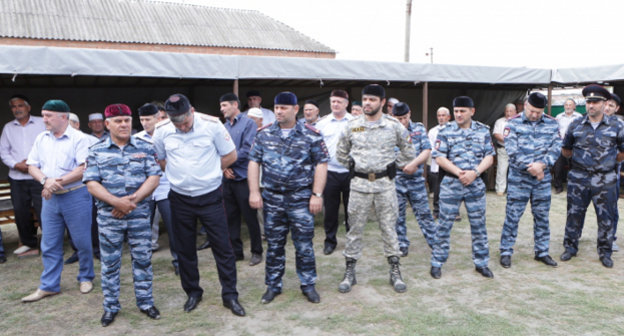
[503,127,510,137]
[352,127,365,132]
[435,139,441,150]
[132,153,146,159]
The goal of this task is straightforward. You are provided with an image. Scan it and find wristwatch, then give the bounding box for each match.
[40,176,47,185]
[313,192,323,198]
[473,169,480,176]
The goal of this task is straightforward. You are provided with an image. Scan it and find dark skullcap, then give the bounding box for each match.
[392,102,410,116]
[104,104,132,118]
[246,90,261,98]
[42,99,70,112]
[610,93,622,106]
[304,99,319,108]
[527,92,547,109]
[352,100,362,107]
[9,94,29,104]
[452,96,474,108]
[138,103,159,116]
[219,93,239,102]
[274,92,298,106]
[330,89,349,100]
[164,93,191,116]
[362,84,385,98]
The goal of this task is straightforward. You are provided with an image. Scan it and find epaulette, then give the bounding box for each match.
[509,114,522,120]
[196,112,220,123]
[304,123,321,134]
[155,119,171,129]
[258,123,273,132]
[134,136,153,145]
[475,120,490,129]
[543,114,556,120]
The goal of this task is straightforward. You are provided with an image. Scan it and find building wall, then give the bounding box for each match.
[0,38,335,58]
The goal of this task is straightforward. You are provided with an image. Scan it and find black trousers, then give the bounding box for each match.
[223,179,263,257]
[169,188,238,301]
[553,154,570,189]
[8,178,42,248]
[323,171,350,247]
[427,169,444,217]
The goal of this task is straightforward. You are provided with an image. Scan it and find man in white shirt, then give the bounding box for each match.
[553,99,582,193]
[427,107,451,219]
[492,103,518,195]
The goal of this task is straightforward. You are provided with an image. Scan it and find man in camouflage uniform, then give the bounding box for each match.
[83,104,161,327]
[335,84,415,294]
[390,102,436,256]
[248,91,329,304]
[560,84,624,268]
[430,96,495,279]
[499,92,560,269]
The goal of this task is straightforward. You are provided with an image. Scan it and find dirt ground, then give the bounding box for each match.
[1,190,624,336]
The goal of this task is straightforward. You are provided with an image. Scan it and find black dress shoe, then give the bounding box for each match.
[302,287,320,303]
[323,244,336,255]
[101,311,118,327]
[600,256,614,268]
[400,246,409,257]
[476,266,494,278]
[261,288,281,304]
[500,255,511,268]
[535,255,558,267]
[560,251,576,261]
[64,252,79,265]
[184,296,202,312]
[223,298,246,316]
[140,306,161,319]
[197,240,211,251]
[430,266,441,279]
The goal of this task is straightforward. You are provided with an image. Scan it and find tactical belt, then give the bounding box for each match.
[53,184,85,195]
[354,171,388,182]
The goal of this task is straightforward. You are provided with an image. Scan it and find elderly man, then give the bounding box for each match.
[427,107,452,219]
[553,99,582,194]
[386,97,399,114]
[88,113,109,140]
[219,93,263,266]
[350,101,363,117]
[249,91,329,304]
[499,93,560,268]
[300,99,321,126]
[245,90,276,126]
[84,104,161,327]
[22,99,94,302]
[560,85,624,268]
[492,103,518,195]
[152,93,245,316]
[0,95,45,257]
[247,107,264,129]
[430,96,495,279]
[336,84,415,294]
[316,89,354,255]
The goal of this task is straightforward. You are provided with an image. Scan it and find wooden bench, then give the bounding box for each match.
[0,181,14,226]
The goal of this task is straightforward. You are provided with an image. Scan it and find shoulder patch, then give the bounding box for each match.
[304,123,321,134]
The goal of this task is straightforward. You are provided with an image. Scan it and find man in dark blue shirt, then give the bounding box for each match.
[220,93,263,266]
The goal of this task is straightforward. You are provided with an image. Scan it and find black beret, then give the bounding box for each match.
[138,103,159,116]
[219,93,239,103]
[274,92,298,106]
[164,93,191,116]
[582,84,611,102]
[330,89,349,100]
[304,99,319,108]
[362,84,385,98]
[42,99,70,112]
[452,96,474,108]
[392,102,410,116]
[246,90,261,98]
[527,92,547,109]
[352,100,362,107]
[610,93,622,106]
[9,94,29,104]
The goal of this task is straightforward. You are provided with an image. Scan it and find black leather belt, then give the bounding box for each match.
[354,171,388,181]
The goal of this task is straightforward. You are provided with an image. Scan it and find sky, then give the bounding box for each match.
[154,0,624,69]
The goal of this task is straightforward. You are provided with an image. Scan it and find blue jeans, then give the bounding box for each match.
[39,186,94,292]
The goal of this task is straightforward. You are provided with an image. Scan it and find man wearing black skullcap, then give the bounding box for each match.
[300,99,321,126]
[560,84,624,268]
[335,84,415,293]
[499,92,560,269]
[219,93,263,267]
[152,93,246,316]
[245,90,276,126]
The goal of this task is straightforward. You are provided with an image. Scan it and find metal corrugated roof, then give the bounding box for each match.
[0,0,335,53]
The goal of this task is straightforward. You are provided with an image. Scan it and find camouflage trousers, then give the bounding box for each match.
[343,188,400,260]
[395,174,436,249]
[431,176,489,268]
[500,169,552,258]
[263,189,316,291]
[98,203,154,313]
[563,169,617,258]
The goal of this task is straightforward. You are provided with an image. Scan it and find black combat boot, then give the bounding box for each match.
[388,256,407,293]
[338,258,357,293]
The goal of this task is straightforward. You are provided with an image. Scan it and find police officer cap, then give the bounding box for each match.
[304,99,319,108]
[274,92,298,106]
[527,92,547,109]
[138,103,159,116]
[246,90,261,98]
[165,93,191,116]
[219,93,239,103]
[362,84,385,98]
[42,99,70,112]
[452,96,474,108]
[392,102,410,116]
[330,89,349,100]
[582,84,611,102]
[104,104,132,118]
[610,93,622,106]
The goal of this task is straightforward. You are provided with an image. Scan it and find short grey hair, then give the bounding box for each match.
[169,110,191,123]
